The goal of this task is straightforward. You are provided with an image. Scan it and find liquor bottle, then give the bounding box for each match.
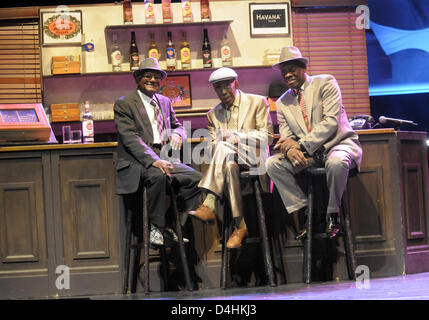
[129,31,139,71]
[162,0,173,23]
[166,31,176,71]
[144,0,156,24]
[180,31,191,70]
[202,28,212,68]
[181,0,192,22]
[111,33,123,71]
[82,101,94,143]
[200,0,211,22]
[148,32,159,60]
[220,32,232,66]
[123,0,133,24]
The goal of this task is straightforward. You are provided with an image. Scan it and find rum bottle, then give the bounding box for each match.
[130,31,139,71]
[111,33,123,71]
[181,0,192,22]
[123,0,133,24]
[148,32,159,61]
[202,28,212,68]
[162,0,173,23]
[144,0,156,24]
[82,101,94,143]
[220,32,232,66]
[166,31,176,71]
[180,31,191,70]
[200,0,210,22]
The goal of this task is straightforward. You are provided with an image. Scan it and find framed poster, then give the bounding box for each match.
[159,74,192,108]
[41,10,82,46]
[249,2,290,37]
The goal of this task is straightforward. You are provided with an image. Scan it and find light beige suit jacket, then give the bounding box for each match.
[199,90,273,216]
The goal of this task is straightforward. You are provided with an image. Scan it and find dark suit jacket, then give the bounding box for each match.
[114,90,185,194]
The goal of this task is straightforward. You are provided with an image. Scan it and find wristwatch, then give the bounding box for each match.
[297,140,307,155]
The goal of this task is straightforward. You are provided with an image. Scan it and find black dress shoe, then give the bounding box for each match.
[327,214,341,239]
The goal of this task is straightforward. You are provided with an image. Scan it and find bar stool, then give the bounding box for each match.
[220,170,276,289]
[122,185,193,294]
[301,167,357,284]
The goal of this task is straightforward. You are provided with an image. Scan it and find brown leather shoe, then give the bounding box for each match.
[226,228,248,249]
[188,205,216,225]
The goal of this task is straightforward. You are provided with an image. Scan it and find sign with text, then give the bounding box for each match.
[249,2,290,37]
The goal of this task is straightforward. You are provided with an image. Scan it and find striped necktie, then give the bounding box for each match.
[150,99,165,143]
[296,88,311,132]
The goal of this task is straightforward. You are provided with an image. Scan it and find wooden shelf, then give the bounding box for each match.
[42,65,273,79]
[105,20,234,30]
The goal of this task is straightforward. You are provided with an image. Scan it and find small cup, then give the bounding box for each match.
[62,126,71,144]
[71,130,82,144]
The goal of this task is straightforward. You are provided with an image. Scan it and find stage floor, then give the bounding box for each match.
[92,271,429,300]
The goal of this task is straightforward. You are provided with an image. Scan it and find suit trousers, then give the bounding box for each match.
[199,141,253,219]
[266,149,356,214]
[141,163,202,227]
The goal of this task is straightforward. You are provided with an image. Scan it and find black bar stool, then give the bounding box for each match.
[220,170,277,289]
[122,185,193,294]
[301,167,357,284]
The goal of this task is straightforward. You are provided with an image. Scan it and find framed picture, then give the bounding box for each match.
[41,10,83,46]
[249,2,290,37]
[159,74,192,108]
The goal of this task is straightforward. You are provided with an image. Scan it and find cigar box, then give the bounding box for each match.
[50,103,81,122]
[52,55,81,75]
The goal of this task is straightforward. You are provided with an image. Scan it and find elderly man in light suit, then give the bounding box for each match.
[265,46,362,239]
[188,67,273,248]
[114,57,202,247]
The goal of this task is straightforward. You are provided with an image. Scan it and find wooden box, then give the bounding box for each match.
[50,103,81,122]
[52,55,81,75]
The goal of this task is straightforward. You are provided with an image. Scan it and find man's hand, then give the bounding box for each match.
[286,148,308,168]
[273,137,300,156]
[169,134,182,151]
[152,160,174,177]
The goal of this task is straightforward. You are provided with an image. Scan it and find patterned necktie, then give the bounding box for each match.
[297,88,311,132]
[150,99,165,143]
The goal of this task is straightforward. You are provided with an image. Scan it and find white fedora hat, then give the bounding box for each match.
[272,46,308,70]
[133,57,167,80]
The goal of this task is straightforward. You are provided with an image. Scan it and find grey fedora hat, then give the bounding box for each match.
[133,57,167,80]
[272,46,309,70]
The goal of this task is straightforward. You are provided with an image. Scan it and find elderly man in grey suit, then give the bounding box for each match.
[114,57,202,247]
[188,67,273,248]
[265,46,362,240]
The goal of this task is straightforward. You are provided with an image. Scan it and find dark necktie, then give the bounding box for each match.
[296,88,311,132]
[150,99,165,143]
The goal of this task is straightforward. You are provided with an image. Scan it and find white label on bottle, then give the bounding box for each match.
[111,50,122,71]
[221,45,231,61]
[82,119,94,142]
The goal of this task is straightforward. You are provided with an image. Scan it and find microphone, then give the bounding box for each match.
[378,116,418,126]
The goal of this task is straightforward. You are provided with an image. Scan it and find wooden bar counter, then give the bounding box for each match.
[1,129,428,297]
[0,142,120,298]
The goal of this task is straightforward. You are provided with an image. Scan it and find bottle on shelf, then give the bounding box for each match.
[200,0,211,22]
[82,101,94,143]
[130,31,139,71]
[162,0,173,23]
[144,0,156,24]
[180,31,191,70]
[181,0,193,23]
[148,32,159,61]
[123,0,133,24]
[220,31,232,66]
[202,28,212,68]
[166,31,176,71]
[111,33,123,72]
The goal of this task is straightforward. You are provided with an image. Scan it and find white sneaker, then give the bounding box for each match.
[150,224,164,246]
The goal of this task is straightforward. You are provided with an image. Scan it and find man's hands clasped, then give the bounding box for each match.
[274,137,308,168]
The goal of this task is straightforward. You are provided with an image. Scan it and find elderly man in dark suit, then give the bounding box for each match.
[114,57,202,247]
[266,46,362,240]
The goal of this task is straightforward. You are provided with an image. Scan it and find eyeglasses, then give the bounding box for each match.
[213,81,235,93]
[142,73,162,81]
